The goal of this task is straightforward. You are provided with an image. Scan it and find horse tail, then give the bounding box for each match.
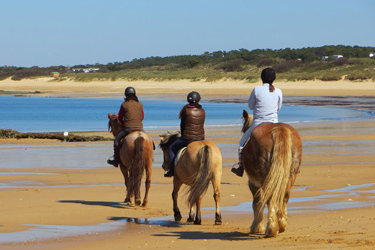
[260,126,293,212]
[130,136,145,194]
[187,145,213,207]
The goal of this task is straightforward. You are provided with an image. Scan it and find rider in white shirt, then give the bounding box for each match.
[232,68,282,177]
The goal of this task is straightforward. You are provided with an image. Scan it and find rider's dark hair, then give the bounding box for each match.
[125,94,139,102]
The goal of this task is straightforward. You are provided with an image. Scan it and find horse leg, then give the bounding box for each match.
[278,176,294,233]
[265,201,279,237]
[187,206,195,223]
[194,199,202,225]
[212,175,222,225]
[249,182,265,234]
[134,183,142,206]
[141,161,152,207]
[277,194,289,234]
[120,165,132,204]
[172,178,183,222]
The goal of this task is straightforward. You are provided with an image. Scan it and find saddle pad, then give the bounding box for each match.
[175,147,187,166]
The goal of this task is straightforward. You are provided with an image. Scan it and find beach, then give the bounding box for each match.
[1,78,375,249]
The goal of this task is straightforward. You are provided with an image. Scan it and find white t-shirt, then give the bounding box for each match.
[248,83,282,124]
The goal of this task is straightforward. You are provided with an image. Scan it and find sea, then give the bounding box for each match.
[0,95,373,133]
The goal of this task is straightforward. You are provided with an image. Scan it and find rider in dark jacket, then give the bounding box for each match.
[107,87,144,167]
[164,91,205,177]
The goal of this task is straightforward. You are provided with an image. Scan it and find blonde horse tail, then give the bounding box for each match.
[130,136,145,194]
[187,145,213,207]
[260,126,293,213]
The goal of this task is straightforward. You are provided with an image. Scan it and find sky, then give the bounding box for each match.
[1,0,374,67]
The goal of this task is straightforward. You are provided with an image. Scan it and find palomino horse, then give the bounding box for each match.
[108,113,154,207]
[241,109,302,237]
[159,132,222,225]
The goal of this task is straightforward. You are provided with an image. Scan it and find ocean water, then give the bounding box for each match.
[0,96,371,133]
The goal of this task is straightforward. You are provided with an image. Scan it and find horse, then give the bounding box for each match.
[241,109,302,237]
[107,113,154,207]
[159,132,223,225]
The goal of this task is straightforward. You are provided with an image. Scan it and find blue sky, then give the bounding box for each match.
[1,0,374,67]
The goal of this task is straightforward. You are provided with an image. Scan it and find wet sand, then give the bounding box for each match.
[1,78,375,249]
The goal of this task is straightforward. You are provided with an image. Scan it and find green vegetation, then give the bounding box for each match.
[0,129,111,142]
[1,45,375,82]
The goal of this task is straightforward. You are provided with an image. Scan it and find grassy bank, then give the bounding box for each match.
[59,58,375,83]
[2,45,375,82]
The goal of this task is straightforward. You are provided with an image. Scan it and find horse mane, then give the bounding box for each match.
[159,132,181,149]
[108,120,112,132]
[242,110,253,134]
[108,113,118,132]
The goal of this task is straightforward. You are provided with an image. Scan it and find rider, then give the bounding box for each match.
[107,86,144,167]
[164,91,205,177]
[231,67,283,177]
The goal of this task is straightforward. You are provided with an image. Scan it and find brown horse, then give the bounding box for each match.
[108,113,154,207]
[159,132,222,225]
[241,109,302,237]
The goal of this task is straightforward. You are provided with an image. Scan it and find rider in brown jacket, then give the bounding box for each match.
[164,91,205,177]
[107,87,144,167]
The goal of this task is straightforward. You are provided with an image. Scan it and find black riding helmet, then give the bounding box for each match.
[261,68,276,84]
[124,86,136,97]
[187,91,201,103]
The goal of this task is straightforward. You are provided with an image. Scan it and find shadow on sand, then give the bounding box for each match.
[59,200,132,209]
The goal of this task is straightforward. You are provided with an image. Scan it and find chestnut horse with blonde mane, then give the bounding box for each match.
[159,132,222,225]
[241,109,302,237]
[108,113,154,207]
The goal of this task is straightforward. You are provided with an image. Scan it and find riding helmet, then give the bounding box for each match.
[124,86,136,96]
[261,68,276,83]
[187,91,201,103]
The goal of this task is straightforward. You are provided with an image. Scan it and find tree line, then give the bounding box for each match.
[1,45,375,81]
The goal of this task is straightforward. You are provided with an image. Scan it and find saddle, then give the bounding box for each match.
[118,129,155,150]
[175,147,187,166]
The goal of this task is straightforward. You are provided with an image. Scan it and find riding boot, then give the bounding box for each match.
[164,160,175,178]
[164,167,174,177]
[231,146,244,177]
[107,145,119,167]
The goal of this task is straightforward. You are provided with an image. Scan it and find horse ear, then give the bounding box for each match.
[108,113,111,119]
[242,109,248,119]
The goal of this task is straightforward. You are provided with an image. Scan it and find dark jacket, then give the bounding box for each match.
[180,103,205,140]
[118,100,144,128]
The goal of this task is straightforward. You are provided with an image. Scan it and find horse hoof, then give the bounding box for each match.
[174,213,182,222]
[141,202,148,207]
[186,217,194,224]
[194,219,201,225]
[135,200,142,206]
[215,220,222,225]
[215,213,222,225]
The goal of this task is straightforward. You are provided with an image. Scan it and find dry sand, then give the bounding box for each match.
[0,78,375,249]
[1,77,375,98]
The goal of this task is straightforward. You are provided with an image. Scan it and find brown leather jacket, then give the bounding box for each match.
[180,104,205,140]
[120,100,144,128]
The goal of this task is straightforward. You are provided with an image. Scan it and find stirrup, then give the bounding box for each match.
[231,163,244,177]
